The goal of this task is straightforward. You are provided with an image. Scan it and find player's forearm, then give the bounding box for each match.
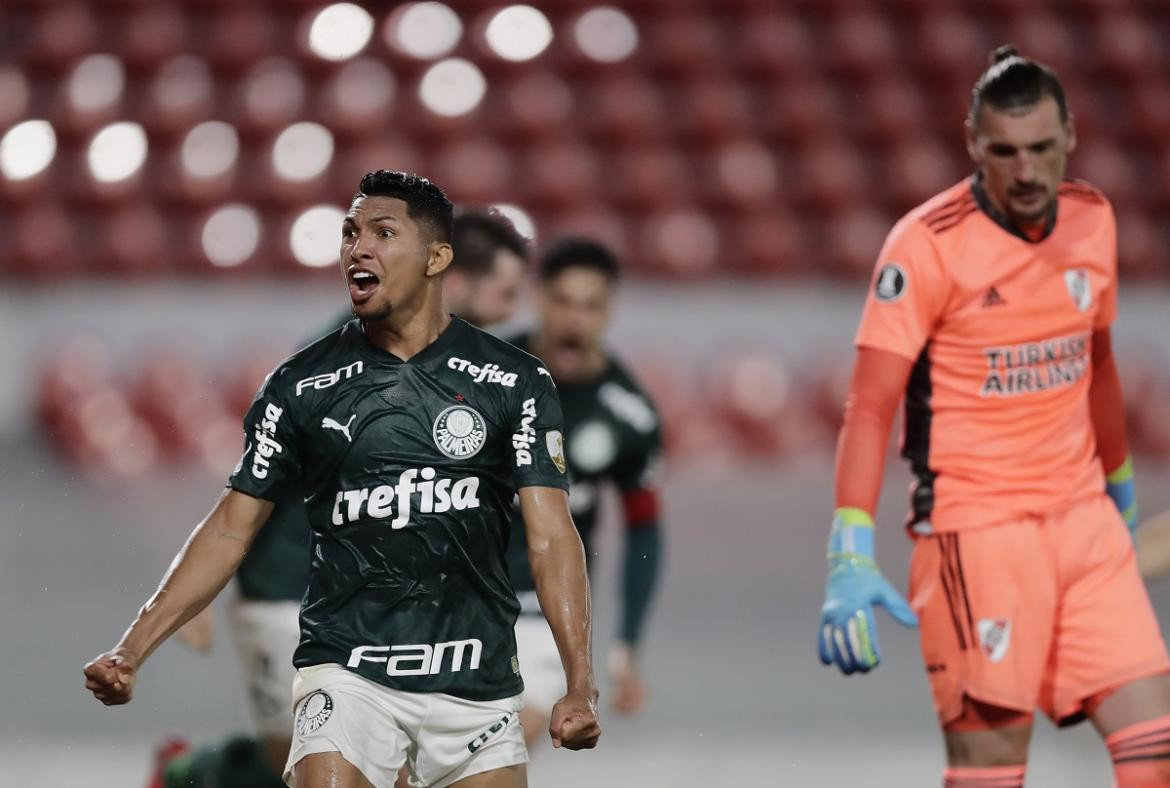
[1088,330,1129,473]
[119,491,264,663]
[529,526,595,693]
[619,524,661,648]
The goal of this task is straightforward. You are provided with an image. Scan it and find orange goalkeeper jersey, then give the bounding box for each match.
[855,176,1117,531]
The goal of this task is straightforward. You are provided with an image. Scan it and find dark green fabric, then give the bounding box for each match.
[620,524,662,646]
[228,318,568,701]
[165,736,284,788]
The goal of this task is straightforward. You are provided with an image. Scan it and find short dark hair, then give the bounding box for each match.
[969,45,1069,126]
[355,170,454,243]
[539,236,620,282]
[450,209,529,276]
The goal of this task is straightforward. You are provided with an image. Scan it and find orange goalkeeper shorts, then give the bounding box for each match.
[909,493,1169,726]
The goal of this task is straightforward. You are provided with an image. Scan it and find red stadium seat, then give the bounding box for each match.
[234,58,308,136]
[674,78,752,145]
[36,334,115,439]
[884,139,962,212]
[825,207,891,278]
[328,139,427,202]
[208,5,278,73]
[120,4,188,70]
[637,207,721,277]
[1115,210,1163,279]
[1125,77,1170,149]
[0,66,31,130]
[731,12,817,79]
[856,77,930,147]
[825,10,899,80]
[1094,12,1161,82]
[583,76,668,145]
[518,141,600,209]
[129,348,234,462]
[1010,10,1077,74]
[702,350,796,459]
[542,208,629,261]
[139,56,216,138]
[96,203,170,277]
[724,210,804,276]
[491,72,574,143]
[25,3,97,72]
[317,58,398,141]
[5,202,81,279]
[608,147,692,211]
[911,10,988,81]
[641,14,722,78]
[792,139,869,213]
[701,139,780,213]
[755,77,845,148]
[432,138,514,205]
[1074,142,1139,208]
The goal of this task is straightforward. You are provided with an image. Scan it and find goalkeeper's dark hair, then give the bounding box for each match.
[969,45,1069,126]
[539,236,620,283]
[450,209,529,277]
[355,170,454,243]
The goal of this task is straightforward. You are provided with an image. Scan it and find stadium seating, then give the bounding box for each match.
[1,0,1167,280]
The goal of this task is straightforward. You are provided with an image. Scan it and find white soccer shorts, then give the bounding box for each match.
[230,598,301,738]
[285,663,527,788]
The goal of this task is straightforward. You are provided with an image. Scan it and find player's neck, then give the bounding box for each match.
[361,296,451,361]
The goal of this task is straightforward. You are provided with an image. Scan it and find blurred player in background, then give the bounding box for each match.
[165,208,532,788]
[504,238,665,750]
[85,171,600,787]
[817,47,1170,787]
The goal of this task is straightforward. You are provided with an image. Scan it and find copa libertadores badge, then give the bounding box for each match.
[433,405,487,459]
[296,690,333,737]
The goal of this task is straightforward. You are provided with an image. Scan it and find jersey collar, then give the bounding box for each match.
[969,171,1058,244]
[347,314,467,365]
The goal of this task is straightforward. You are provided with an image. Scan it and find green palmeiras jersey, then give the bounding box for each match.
[228,317,568,701]
[503,335,663,609]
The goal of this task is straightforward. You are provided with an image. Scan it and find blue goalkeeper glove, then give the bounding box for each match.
[818,507,918,674]
[1106,456,1138,539]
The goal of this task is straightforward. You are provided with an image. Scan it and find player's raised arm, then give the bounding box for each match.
[518,486,599,750]
[83,489,274,705]
[86,373,301,707]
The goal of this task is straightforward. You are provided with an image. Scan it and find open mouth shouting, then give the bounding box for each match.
[348,268,381,305]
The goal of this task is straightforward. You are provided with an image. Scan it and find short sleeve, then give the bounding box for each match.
[510,368,571,491]
[610,405,664,494]
[1094,205,1118,329]
[854,218,949,361]
[227,376,302,501]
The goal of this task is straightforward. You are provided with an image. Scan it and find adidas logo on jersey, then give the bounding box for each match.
[982,286,1006,308]
[447,357,517,387]
[331,467,481,528]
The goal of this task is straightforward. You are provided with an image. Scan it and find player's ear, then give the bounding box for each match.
[964,120,980,164]
[425,242,453,278]
[1064,113,1077,155]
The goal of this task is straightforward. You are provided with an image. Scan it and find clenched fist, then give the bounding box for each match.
[549,688,601,750]
[83,647,139,706]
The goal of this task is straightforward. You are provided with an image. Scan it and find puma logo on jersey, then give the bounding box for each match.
[331,468,481,527]
[322,414,356,442]
[296,361,364,396]
[251,403,284,479]
[447,357,517,387]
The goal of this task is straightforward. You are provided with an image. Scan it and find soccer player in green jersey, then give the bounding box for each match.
[504,238,665,750]
[170,208,532,786]
[85,171,601,788]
